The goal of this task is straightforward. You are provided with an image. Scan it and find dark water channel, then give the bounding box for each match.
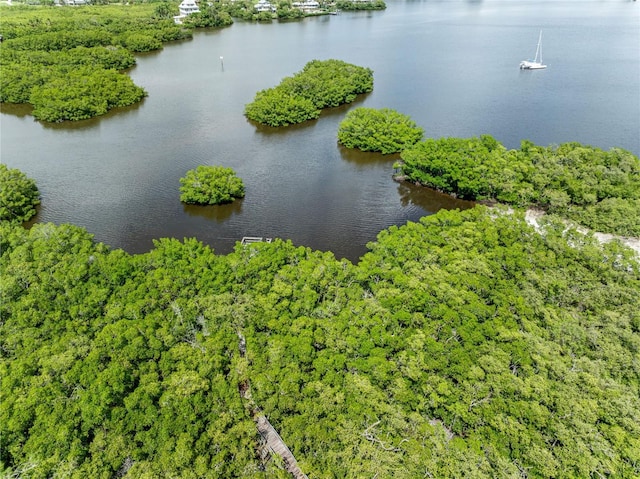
[1,0,638,262]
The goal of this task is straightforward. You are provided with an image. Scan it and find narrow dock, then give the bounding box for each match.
[241,236,273,245]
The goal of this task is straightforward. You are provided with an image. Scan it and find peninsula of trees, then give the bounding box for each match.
[397,136,640,237]
[244,59,374,127]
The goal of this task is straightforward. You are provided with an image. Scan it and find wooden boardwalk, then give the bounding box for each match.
[256,415,308,479]
[236,331,308,479]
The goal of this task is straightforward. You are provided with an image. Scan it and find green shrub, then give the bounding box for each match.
[275,4,305,19]
[0,164,40,223]
[220,0,256,20]
[179,165,245,205]
[184,5,234,28]
[255,10,275,22]
[337,107,424,154]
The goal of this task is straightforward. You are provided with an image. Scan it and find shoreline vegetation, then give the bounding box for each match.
[393,136,640,238]
[0,1,384,122]
[3,140,639,478]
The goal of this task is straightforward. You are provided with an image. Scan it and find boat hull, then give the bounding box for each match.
[520,61,547,70]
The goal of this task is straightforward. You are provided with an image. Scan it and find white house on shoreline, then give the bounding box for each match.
[174,0,200,24]
[255,0,276,12]
[292,0,320,12]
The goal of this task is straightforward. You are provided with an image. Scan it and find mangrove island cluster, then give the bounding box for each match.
[0,2,383,122]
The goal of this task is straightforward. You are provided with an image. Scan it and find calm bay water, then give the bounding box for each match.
[1,0,638,261]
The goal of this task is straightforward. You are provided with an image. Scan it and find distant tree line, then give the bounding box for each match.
[244,59,374,126]
[182,3,234,28]
[336,0,385,10]
[222,0,321,22]
[398,136,640,236]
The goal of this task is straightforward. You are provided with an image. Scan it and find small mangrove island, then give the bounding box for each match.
[179,165,245,205]
[244,59,374,127]
[337,107,424,154]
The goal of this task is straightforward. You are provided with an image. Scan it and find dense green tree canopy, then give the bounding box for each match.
[179,165,245,205]
[244,59,374,127]
[1,204,638,478]
[337,107,424,154]
[0,164,40,223]
[399,136,640,236]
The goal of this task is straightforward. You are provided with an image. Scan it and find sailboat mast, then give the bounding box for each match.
[535,30,543,63]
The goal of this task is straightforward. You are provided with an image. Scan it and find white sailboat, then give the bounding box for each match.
[520,31,547,70]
